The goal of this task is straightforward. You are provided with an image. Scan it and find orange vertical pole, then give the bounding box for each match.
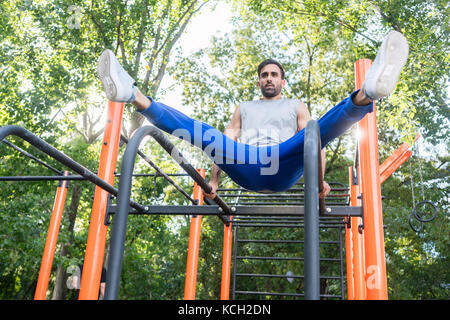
[184,168,205,300]
[350,166,367,300]
[220,216,233,300]
[355,59,388,300]
[79,101,124,300]
[345,168,355,300]
[34,171,69,300]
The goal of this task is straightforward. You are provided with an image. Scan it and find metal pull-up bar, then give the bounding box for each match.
[0,124,146,212]
[303,119,322,300]
[105,125,233,300]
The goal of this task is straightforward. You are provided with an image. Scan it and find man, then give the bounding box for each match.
[206,58,335,199]
[72,264,107,300]
[97,30,408,199]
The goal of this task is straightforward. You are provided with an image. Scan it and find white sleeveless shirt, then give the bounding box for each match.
[239,99,299,146]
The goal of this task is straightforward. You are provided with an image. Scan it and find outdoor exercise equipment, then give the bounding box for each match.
[0,59,423,300]
[407,150,438,233]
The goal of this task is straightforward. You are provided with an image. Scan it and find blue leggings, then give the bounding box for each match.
[139,91,373,192]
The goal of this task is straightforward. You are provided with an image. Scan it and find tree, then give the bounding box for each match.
[0,0,214,299]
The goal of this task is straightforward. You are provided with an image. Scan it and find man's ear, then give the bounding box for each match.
[257,80,261,88]
[281,79,286,88]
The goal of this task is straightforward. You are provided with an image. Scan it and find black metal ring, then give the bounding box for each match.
[409,211,423,233]
[412,200,438,223]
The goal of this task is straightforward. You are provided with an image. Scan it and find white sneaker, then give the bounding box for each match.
[98,49,138,103]
[362,31,409,100]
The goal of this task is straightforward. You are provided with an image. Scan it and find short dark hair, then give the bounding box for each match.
[257,59,285,79]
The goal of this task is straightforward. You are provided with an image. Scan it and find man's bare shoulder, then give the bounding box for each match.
[293,100,308,117]
[296,99,307,108]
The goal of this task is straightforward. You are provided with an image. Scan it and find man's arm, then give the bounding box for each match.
[297,102,330,198]
[204,105,241,199]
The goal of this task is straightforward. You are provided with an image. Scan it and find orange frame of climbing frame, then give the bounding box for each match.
[348,166,367,300]
[34,171,69,300]
[220,216,233,300]
[36,59,401,300]
[345,213,354,299]
[184,168,205,300]
[79,101,124,300]
[355,59,388,300]
[379,134,418,184]
[380,149,412,184]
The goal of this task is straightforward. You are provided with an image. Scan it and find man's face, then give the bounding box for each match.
[258,64,285,98]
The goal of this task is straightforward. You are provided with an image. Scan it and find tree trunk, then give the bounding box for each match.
[51,184,82,300]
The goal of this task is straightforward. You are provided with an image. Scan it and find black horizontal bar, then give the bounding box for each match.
[234,215,344,221]
[233,202,348,207]
[220,193,349,199]
[234,290,305,297]
[234,223,304,228]
[235,273,341,280]
[234,219,303,224]
[236,256,341,262]
[234,291,342,298]
[2,139,63,175]
[0,125,146,213]
[233,223,346,228]
[234,216,303,221]
[234,202,307,206]
[233,219,344,224]
[236,273,303,279]
[0,173,191,182]
[108,204,224,215]
[0,175,87,181]
[108,204,362,217]
[236,239,340,244]
[218,187,349,193]
[120,134,195,205]
[237,239,305,244]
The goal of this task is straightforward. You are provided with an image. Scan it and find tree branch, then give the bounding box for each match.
[89,0,110,48]
[133,0,151,77]
[286,0,378,44]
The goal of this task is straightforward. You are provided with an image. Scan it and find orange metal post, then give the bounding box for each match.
[344,210,354,299]
[380,150,412,184]
[380,143,409,176]
[220,216,233,300]
[379,134,419,179]
[350,167,367,300]
[355,59,388,299]
[184,168,205,300]
[79,101,124,300]
[34,171,69,300]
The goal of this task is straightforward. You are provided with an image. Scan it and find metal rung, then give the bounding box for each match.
[233,202,348,206]
[233,223,346,228]
[234,291,342,299]
[235,273,341,280]
[235,290,304,297]
[236,256,341,262]
[109,204,362,217]
[234,219,303,224]
[238,239,304,244]
[234,216,302,220]
[237,239,340,245]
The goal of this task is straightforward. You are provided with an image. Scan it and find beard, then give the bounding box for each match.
[260,83,282,98]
